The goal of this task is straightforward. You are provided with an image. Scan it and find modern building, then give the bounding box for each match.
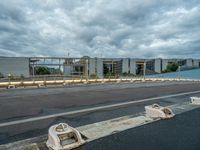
[0,56,200,78]
[0,57,30,77]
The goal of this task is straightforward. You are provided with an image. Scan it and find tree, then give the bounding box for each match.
[0,72,3,78]
[35,67,50,75]
[20,74,25,80]
[122,72,128,76]
[166,63,179,72]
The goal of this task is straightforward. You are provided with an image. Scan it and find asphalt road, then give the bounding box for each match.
[0,81,200,145]
[77,108,200,150]
[1,82,200,122]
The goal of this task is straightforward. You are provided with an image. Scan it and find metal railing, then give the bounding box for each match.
[0,77,199,88]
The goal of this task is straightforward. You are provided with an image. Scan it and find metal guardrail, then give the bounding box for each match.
[0,78,200,87]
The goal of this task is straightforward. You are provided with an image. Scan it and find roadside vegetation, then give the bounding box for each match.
[0,72,3,78]
[104,72,136,78]
[35,67,51,75]
[121,72,136,77]
[162,62,179,73]
[90,74,99,79]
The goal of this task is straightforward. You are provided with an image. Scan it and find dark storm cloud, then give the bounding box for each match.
[0,0,200,58]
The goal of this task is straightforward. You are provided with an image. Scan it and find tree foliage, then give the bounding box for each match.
[165,63,179,72]
[35,67,50,75]
[0,72,3,78]
[121,72,135,76]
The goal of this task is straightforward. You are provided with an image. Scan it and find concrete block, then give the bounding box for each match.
[46,123,85,150]
[190,97,200,105]
[145,104,174,119]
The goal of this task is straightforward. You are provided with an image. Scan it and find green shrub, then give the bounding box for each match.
[163,62,179,73]
[121,72,135,76]
[20,74,25,80]
[90,74,99,79]
[35,67,50,75]
[0,72,3,78]
[104,72,117,78]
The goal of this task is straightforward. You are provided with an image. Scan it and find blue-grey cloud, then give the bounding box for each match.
[0,0,200,58]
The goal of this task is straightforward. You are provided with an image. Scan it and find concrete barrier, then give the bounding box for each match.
[46,123,86,150]
[7,85,16,89]
[116,79,121,83]
[190,97,200,105]
[145,104,175,119]
[37,84,46,88]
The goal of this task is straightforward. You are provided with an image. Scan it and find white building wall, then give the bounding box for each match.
[96,58,103,78]
[154,59,161,73]
[193,60,200,67]
[122,58,129,73]
[63,65,73,76]
[130,59,136,74]
[162,59,169,71]
[186,59,193,67]
[0,57,30,77]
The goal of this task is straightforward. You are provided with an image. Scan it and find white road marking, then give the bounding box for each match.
[0,90,200,127]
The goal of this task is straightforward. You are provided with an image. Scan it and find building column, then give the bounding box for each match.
[96,58,103,78]
[63,65,73,76]
[162,59,168,71]
[186,59,193,67]
[154,59,161,73]
[130,59,136,75]
[122,58,129,73]
[89,58,96,76]
[193,59,200,67]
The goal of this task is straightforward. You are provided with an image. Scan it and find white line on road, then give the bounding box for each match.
[0,90,200,127]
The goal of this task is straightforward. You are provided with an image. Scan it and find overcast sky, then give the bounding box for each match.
[0,0,200,58]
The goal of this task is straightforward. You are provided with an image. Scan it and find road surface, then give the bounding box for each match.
[77,108,200,150]
[0,81,200,146]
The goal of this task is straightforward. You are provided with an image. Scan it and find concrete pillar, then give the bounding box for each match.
[130,59,136,75]
[143,61,146,78]
[193,59,200,67]
[122,58,129,73]
[89,58,96,76]
[85,59,89,77]
[96,58,103,78]
[186,59,193,67]
[162,59,169,71]
[154,59,161,73]
[63,65,73,76]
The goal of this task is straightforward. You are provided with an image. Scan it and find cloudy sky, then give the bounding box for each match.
[0,0,200,58]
